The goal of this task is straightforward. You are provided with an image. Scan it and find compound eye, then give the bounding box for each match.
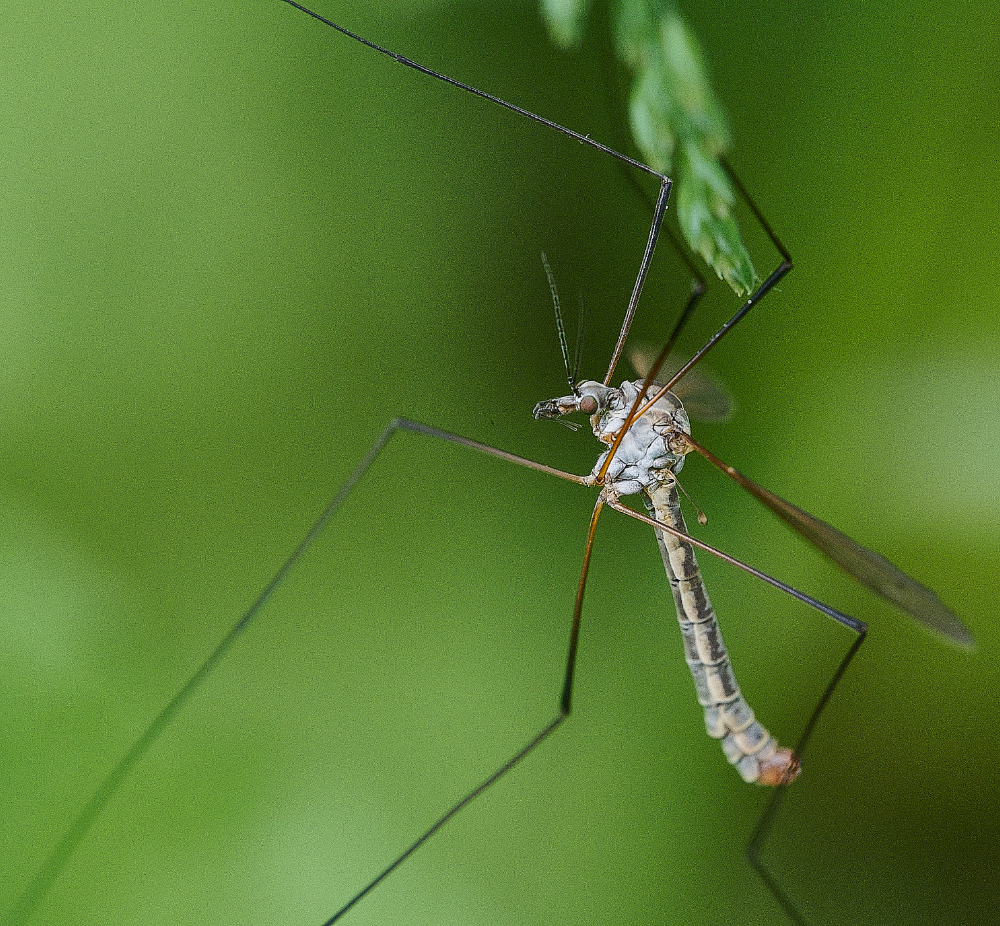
[579,395,598,415]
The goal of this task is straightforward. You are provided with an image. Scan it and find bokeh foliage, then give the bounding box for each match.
[3,2,998,926]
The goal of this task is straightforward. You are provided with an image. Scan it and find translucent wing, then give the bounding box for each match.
[687,437,976,649]
[628,343,733,422]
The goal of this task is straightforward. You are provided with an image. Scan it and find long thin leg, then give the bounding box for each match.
[599,160,794,484]
[318,423,872,923]
[2,422,407,926]
[605,495,868,922]
[305,422,871,922]
[604,496,866,636]
[747,632,867,926]
[277,0,672,389]
[2,417,587,926]
[319,462,610,925]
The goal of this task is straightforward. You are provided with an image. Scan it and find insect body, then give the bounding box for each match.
[536,377,800,785]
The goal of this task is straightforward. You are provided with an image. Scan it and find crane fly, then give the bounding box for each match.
[6,3,974,926]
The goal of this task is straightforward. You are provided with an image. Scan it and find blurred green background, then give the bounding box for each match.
[3,1,998,925]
